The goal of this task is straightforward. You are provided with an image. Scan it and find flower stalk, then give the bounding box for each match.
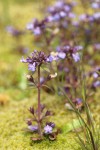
[37,65,42,138]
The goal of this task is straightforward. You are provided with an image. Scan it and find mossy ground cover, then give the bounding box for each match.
[0,1,99,150]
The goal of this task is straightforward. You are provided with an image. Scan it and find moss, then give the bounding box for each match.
[0,94,81,150]
[0,91,99,150]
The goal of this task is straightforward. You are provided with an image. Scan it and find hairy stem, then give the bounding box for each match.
[37,65,42,138]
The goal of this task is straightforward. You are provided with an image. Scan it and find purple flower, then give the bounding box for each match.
[68,12,76,18]
[46,122,55,128]
[46,55,53,62]
[79,14,87,21]
[40,77,45,84]
[72,53,80,62]
[93,72,98,78]
[58,52,66,59]
[6,26,23,37]
[33,27,41,35]
[20,56,27,63]
[55,1,64,8]
[93,81,100,88]
[93,12,100,20]
[64,5,71,12]
[53,14,60,21]
[74,46,83,51]
[47,16,54,22]
[28,125,38,132]
[47,52,59,62]
[44,125,52,134]
[91,3,99,9]
[28,63,36,72]
[60,11,67,18]
[76,98,82,105]
[26,23,33,30]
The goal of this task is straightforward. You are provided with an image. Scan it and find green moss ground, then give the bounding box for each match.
[0,1,100,150]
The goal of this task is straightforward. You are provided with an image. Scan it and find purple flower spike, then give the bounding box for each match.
[58,52,66,59]
[72,53,80,62]
[28,125,38,132]
[44,125,53,134]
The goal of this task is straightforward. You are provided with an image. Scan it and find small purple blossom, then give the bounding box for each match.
[79,14,87,21]
[93,12,100,20]
[20,56,27,63]
[93,81,100,88]
[93,72,98,78]
[46,122,55,128]
[33,27,41,35]
[40,77,45,84]
[64,5,71,12]
[47,52,59,62]
[28,125,38,132]
[46,55,54,62]
[91,2,100,9]
[55,1,64,8]
[68,12,76,18]
[26,23,33,30]
[60,11,67,18]
[58,52,66,59]
[6,26,24,37]
[44,125,53,134]
[76,98,82,105]
[74,46,83,51]
[28,63,36,72]
[72,53,80,62]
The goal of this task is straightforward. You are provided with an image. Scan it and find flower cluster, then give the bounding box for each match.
[26,18,48,36]
[79,12,100,23]
[47,1,75,22]
[20,50,50,72]
[46,45,83,63]
[56,45,83,62]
